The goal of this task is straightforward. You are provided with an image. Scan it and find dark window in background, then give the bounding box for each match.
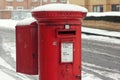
[93,5,103,12]
[112,4,120,11]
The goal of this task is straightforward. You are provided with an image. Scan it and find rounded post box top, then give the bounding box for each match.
[16,17,37,26]
[31,3,88,12]
[31,3,88,20]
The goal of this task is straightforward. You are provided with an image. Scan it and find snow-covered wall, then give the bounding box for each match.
[0,19,18,30]
[87,12,120,17]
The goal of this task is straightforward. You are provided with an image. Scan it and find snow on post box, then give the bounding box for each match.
[32,4,87,80]
[16,17,38,75]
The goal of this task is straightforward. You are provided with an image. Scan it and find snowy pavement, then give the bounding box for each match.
[82,38,120,80]
[82,26,120,80]
[0,29,38,80]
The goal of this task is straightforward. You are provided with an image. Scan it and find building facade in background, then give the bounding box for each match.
[0,0,120,19]
[69,0,120,12]
[0,0,67,10]
[0,0,119,12]
[0,0,67,19]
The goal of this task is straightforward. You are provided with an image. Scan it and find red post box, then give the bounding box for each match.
[32,4,87,80]
[16,18,38,75]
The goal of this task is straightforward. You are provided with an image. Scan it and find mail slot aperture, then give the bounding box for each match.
[58,30,76,35]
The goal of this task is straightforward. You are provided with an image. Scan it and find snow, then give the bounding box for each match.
[0,70,15,80]
[16,17,36,26]
[87,12,120,17]
[82,62,120,80]
[31,3,88,12]
[82,27,120,44]
[0,57,14,70]
[82,71,102,80]
[0,19,18,30]
[2,42,16,61]
[82,27,120,38]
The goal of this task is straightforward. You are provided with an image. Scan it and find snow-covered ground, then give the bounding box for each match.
[82,27,120,44]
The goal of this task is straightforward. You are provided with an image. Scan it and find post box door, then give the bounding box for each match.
[16,26,38,75]
[56,25,81,80]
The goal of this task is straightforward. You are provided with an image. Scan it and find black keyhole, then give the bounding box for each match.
[32,53,35,59]
[76,75,81,79]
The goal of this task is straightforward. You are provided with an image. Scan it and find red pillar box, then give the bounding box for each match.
[32,4,87,80]
[16,18,38,75]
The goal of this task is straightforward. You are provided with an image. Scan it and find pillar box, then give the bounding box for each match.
[16,18,38,75]
[32,4,87,80]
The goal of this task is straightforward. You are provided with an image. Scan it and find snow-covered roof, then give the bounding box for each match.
[31,3,88,12]
[16,17,36,26]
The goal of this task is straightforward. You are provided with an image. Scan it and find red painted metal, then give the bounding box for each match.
[16,22,38,75]
[32,11,86,80]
